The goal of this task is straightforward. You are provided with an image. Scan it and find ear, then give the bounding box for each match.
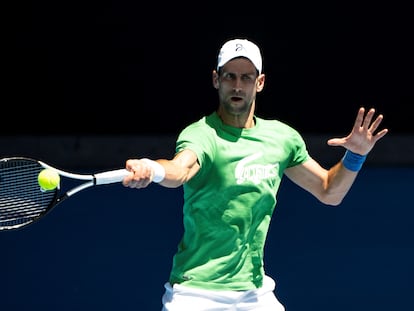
[212,70,219,89]
[256,74,265,92]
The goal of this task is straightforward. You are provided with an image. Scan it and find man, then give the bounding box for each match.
[122,38,388,310]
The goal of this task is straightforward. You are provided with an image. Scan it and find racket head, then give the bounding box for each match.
[0,157,58,230]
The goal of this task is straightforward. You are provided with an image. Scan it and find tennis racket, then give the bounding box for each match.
[0,157,132,231]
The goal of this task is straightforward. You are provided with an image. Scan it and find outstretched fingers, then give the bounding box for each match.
[356,107,386,135]
[363,108,389,142]
[369,112,384,134]
[373,127,389,142]
[362,108,376,130]
[327,107,388,151]
[353,107,366,129]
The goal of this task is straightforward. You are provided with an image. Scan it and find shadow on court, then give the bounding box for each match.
[1,167,413,310]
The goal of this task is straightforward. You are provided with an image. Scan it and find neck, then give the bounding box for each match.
[217,103,256,129]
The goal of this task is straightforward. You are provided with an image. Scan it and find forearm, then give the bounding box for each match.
[123,157,195,189]
[322,160,360,205]
[285,150,367,206]
[321,150,367,205]
[156,159,195,188]
[128,149,199,189]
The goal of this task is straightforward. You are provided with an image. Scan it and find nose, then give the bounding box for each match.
[232,78,243,92]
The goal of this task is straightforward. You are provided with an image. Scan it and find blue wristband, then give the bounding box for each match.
[342,150,367,172]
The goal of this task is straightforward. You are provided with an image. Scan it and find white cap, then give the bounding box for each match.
[217,39,262,74]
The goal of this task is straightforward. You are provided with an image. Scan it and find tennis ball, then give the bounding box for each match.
[38,169,60,191]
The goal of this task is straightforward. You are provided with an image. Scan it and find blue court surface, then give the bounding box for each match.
[1,166,413,310]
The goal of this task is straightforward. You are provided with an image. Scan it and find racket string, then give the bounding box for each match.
[0,159,56,229]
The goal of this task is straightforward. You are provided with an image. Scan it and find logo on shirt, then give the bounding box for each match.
[235,152,278,184]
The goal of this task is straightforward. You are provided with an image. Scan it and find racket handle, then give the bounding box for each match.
[94,169,129,185]
[141,158,165,183]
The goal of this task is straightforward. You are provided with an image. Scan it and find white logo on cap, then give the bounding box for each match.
[235,44,243,51]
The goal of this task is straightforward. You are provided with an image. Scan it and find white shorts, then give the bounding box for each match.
[161,275,285,311]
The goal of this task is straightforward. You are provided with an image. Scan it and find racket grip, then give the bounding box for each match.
[141,159,165,183]
[94,169,129,185]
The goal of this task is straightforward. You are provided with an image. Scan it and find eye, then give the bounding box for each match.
[222,73,236,81]
[241,74,256,82]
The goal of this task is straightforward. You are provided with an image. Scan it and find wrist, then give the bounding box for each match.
[141,158,165,183]
[342,150,367,172]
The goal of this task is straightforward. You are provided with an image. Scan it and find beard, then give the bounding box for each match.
[220,94,253,116]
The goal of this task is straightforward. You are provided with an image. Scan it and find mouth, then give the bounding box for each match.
[230,96,243,102]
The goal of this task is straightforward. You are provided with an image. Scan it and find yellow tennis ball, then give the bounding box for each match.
[38,169,60,191]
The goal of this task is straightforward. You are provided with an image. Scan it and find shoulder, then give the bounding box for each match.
[256,116,304,139]
[177,121,209,158]
[179,112,219,137]
[256,115,295,130]
[176,112,218,159]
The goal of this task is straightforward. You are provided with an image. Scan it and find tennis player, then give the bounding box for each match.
[122,38,388,310]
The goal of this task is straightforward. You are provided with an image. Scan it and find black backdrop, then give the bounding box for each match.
[5,1,413,135]
[3,2,414,310]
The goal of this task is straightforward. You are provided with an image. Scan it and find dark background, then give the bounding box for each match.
[1,167,413,310]
[3,2,414,311]
[5,1,413,135]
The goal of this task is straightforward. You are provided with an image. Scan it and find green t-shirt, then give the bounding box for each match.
[170,111,310,290]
